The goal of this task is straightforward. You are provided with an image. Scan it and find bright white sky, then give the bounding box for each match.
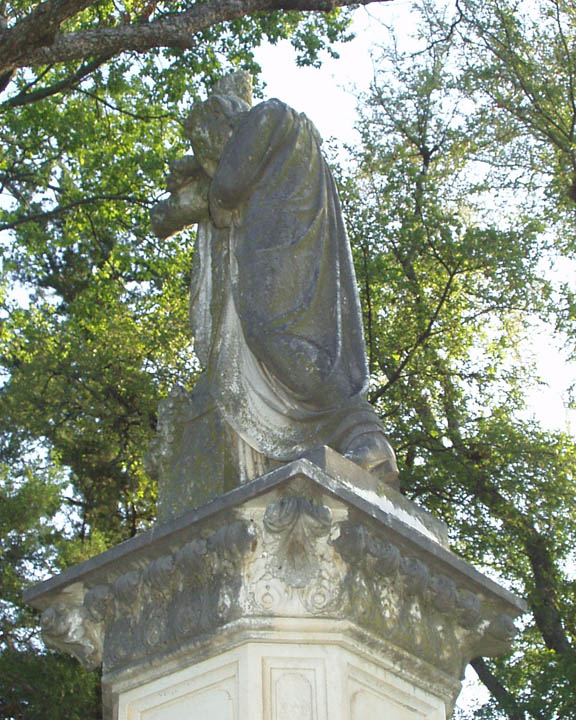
[254,3,398,143]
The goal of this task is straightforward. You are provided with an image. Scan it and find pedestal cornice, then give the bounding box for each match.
[24,449,526,715]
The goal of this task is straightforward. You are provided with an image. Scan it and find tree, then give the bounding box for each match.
[0,0,386,716]
[0,462,102,717]
[2,0,576,717]
[455,0,576,217]
[0,0,397,79]
[336,2,576,717]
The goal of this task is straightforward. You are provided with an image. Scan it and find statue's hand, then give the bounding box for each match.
[166,155,203,193]
[151,166,211,239]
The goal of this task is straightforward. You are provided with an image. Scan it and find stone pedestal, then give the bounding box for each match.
[115,633,448,720]
[24,449,525,719]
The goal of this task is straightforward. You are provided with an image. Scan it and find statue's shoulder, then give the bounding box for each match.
[248,97,291,116]
[234,99,322,152]
[253,97,290,112]
[247,98,318,137]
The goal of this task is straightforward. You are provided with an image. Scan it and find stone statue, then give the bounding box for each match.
[148,72,399,520]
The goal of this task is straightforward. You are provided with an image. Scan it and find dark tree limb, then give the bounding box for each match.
[2,54,112,108]
[470,658,529,720]
[467,478,573,658]
[370,267,457,403]
[0,69,14,93]
[0,0,397,75]
[0,0,96,72]
[75,87,172,120]
[0,193,151,232]
[523,533,574,657]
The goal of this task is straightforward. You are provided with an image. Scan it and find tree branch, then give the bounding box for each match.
[523,533,574,657]
[0,0,96,72]
[0,193,150,232]
[0,0,397,75]
[370,267,457,403]
[75,87,172,120]
[461,466,573,659]
[2,54,112,108]
[470,658,530,720]
[5,64,53,99]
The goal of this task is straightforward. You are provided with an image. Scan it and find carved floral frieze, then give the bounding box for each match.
[38,489,520,679]
[329,520,516,671]
[40,518,255,671]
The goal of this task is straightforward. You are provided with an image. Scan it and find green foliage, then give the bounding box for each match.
[0,649,100,719]
[0,4,357,716]
[457,0,576,219]
[0,464,62,608]
[0,462,101,718]
[337,3,576,717]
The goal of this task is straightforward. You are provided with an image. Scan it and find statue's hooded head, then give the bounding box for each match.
[185,71,252,177]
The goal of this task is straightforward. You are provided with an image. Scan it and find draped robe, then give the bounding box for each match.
[189,99,382,462]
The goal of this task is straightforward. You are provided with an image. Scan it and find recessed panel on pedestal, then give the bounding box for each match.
[118,661,238,720]
[348,663,445,720]
[263,656,327,720]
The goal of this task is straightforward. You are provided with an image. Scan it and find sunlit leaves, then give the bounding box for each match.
[340,9,576,716]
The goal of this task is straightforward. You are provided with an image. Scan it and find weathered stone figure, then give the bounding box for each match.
[27,76,525,713]
[149,73,398,518]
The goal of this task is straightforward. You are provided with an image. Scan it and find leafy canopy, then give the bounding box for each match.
[336,1,576,717]
[2,0,576,718]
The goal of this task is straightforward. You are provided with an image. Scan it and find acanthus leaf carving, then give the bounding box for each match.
[401,556,430,596]
[105,616,136,667]
[263,495,332,588]
[112,569,141,608]
[143,554,175,601]
[175,537,209,586]
[83,584,111,623]
[100,518,255,669]
[478,614,518,656]
[456,590,483,629]
[428,574,457,613]
[244,495,343,615]
[141,604,170,652]
[331,519,492,674]
[330,521,366,563]
[207,519,257,558]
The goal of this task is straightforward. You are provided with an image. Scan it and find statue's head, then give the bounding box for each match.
[185,72,252,177]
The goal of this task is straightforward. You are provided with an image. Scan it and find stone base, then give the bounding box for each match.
[112,629,448,720]
[145,379,281,522]
[24,449,526,719]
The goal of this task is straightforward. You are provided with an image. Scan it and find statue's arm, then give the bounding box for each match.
[210,99,293,212]
[150,155,211,239]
